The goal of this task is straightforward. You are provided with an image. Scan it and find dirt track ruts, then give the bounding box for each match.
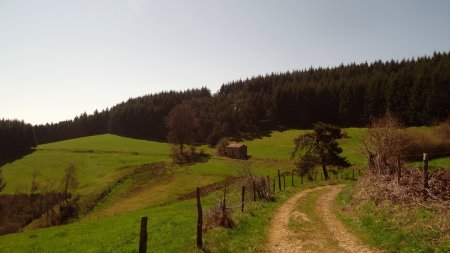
[267,184,380,253]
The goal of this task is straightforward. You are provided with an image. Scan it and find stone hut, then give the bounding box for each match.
[226,143,247,159]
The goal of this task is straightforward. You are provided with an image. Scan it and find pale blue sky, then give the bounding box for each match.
[1,0,449,124]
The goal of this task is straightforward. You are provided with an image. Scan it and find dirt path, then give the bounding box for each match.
[267,185,379,253]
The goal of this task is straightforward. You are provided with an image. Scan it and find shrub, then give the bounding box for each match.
[215,137,230,156]
[171,145,209,164]
[362,114,409,174]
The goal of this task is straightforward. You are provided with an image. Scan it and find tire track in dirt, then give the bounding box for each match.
[267,185,380,253]
[317,185,379,253]
[267,186,328,253]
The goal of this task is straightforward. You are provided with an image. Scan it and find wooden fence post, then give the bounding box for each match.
[396,156,401,184]
[267,175,270,193]
[278,170,282,192]
[139,216,148,253]
[352,170,355,180]
[423,153,429,200]
[320,172,323,181]
[273,179,276,194]
[196,187,203,248]
[291,170,294,187]
[241,185,245,213]
[283,174,286,190]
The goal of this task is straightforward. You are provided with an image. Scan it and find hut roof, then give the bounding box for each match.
[226,143,246,148]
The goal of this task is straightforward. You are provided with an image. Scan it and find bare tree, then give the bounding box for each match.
[30,171,40,196]
[362,113,409,174]
[59,164,80,223]
[61,164,78,203]
[166,103,198,155]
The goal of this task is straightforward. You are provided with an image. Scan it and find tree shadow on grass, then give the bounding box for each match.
[232,125,291,142]
[172,151,212,166]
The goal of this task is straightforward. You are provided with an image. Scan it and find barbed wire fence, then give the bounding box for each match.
[136,150,450,252]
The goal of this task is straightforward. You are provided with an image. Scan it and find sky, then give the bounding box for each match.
[1,0,449,125]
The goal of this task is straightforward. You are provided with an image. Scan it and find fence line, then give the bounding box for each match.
[135,149,449,250]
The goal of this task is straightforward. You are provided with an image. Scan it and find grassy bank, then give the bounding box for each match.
[336,184,450,253]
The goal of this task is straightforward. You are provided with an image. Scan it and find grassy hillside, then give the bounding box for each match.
[1,129,365,201]
[0,181,330,253]
[2,127,446,252]
[38,134,170,154]
[1,134,171,212]
[241,130,310,160]
[238,128,367,164]
[0,129,366,252]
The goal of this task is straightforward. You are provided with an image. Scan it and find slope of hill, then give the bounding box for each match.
[1,134,170,212]
[0,128,361,250]
[0,128,448,252]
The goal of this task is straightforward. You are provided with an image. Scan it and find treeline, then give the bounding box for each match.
[2,52,449,149]
[221,51,449,129]
[32,89,211,144]
[108,88,211,140]
[190,52,450,143]
[0,120,36,165]
[34,110,110,144]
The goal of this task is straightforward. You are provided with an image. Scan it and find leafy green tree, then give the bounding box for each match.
[292,122,350,180]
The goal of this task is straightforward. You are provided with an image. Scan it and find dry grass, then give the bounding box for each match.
[401,123,450,160]
[347,170,450,249]
[353,169,450,207]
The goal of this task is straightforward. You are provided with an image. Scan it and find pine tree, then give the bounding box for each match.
[292,122,350,180]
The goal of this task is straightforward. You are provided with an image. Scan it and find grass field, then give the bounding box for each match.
[1,127,447,252]
[0,179,335,253]
[409,156,450,170]
[1,134,171,212]
[38,134,171,154]
[241,129,310,160]
[1,129,365,210]
[240,128,368,166]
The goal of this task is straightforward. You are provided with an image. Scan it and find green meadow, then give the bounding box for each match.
[38,134,171,154]
[0,128,447,252]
